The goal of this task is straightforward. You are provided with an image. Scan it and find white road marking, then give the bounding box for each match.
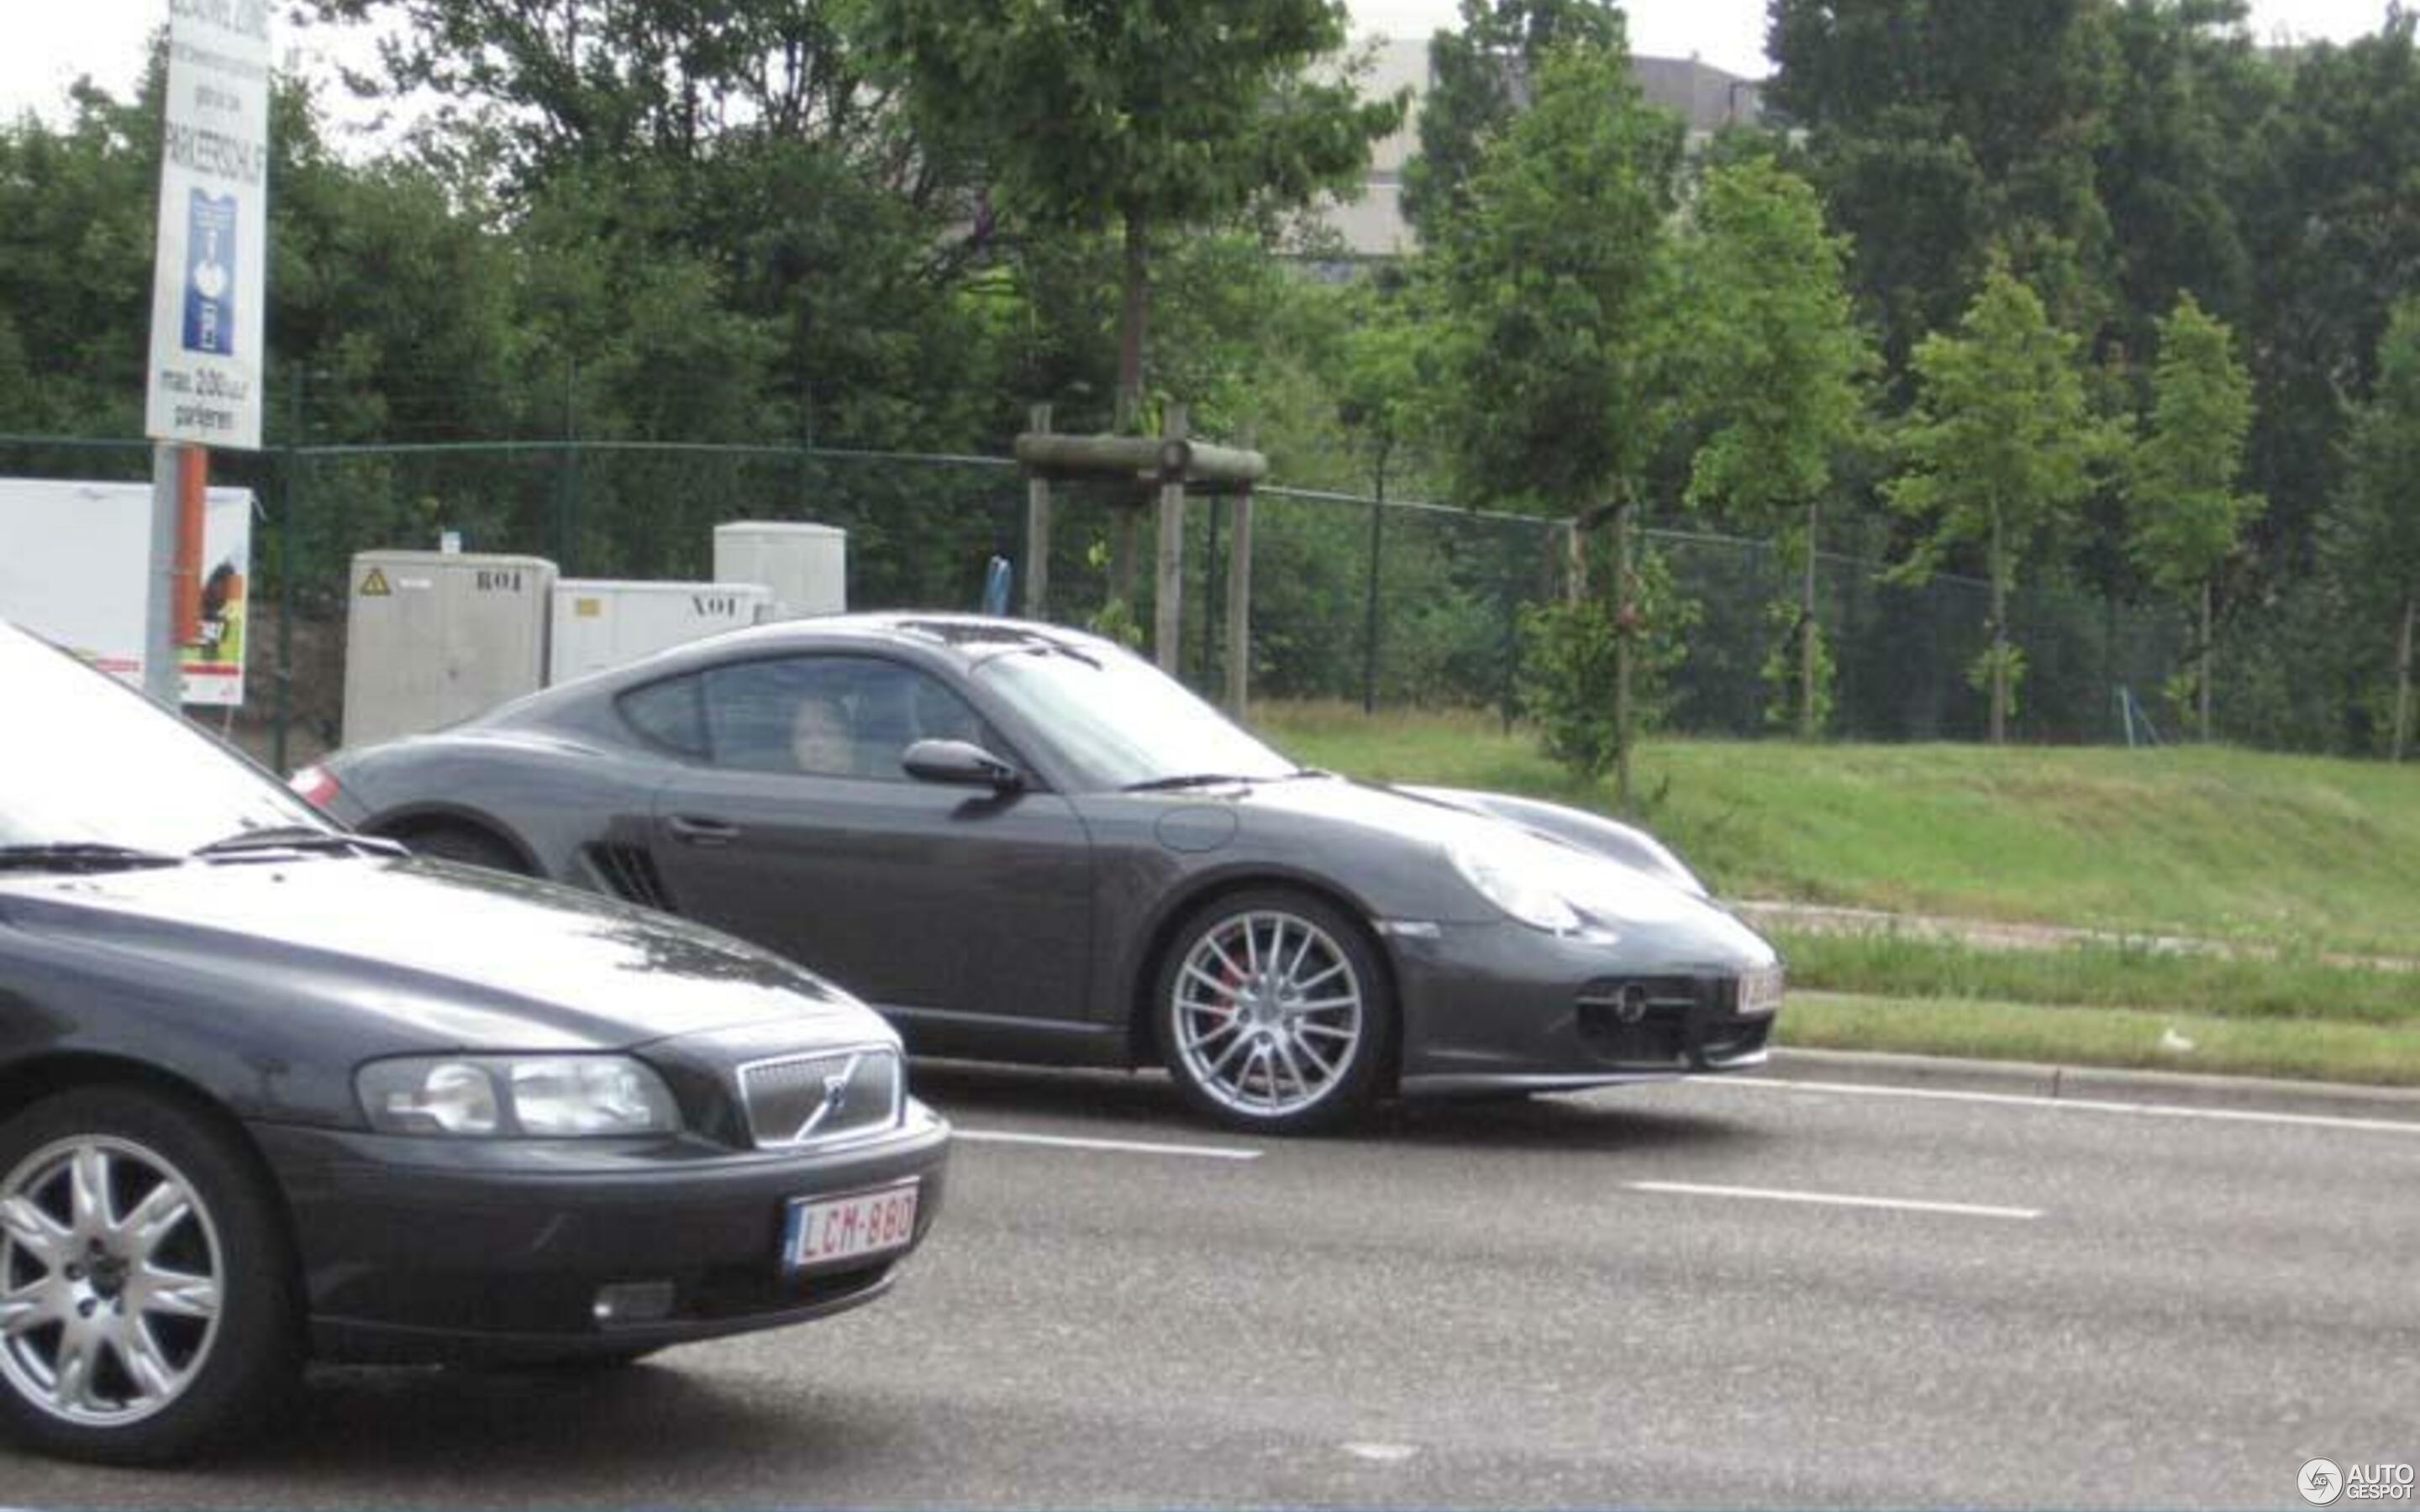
[1343,1442,1422,1463]
[955,1129,1263,1161]
[1628,1179,2043,1221]
[1701,1074,2420,1137]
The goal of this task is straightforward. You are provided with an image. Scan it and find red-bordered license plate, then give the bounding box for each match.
[782,1179,920,1272]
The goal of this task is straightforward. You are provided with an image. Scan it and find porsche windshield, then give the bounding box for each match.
[0,625,324,857]
[972,643,1300,790]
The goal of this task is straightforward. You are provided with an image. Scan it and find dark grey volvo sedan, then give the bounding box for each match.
[0,622,947,1464]
[304,615,1784,1136]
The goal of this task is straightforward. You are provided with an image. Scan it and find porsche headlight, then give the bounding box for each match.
[1447,840,1583,934]
[359,1055,681,1137]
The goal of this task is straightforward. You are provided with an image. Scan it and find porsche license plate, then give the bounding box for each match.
[782,1180,919,1272]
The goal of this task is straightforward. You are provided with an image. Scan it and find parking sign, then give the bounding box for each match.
[144,0,271,451]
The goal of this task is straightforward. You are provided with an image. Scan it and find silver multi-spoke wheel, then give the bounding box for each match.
[0,1136,224,1430]
[1171,908,1366,1121]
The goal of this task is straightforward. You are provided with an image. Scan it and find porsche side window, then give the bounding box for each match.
[618,675,708,758]
[701,657,996,782]
[702,659,838,774]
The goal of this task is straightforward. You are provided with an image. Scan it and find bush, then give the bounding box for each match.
[1517,541,1697,778]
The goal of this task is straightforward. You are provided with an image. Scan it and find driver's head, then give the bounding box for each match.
[789,695,852,774]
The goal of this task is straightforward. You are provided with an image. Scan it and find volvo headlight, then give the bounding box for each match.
[1447,839,1583,934]
[359,1055,681,1137]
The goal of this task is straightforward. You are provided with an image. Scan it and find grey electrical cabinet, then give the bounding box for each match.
[548,578,773,684]
[341,550,555,747]
[713,522,847,619]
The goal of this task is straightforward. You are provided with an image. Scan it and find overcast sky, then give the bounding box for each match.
[0,0,2402,126]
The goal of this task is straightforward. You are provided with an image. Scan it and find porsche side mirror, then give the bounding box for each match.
[902,738,1023,793]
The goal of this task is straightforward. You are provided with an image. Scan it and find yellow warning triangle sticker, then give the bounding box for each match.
[359,567,392,596]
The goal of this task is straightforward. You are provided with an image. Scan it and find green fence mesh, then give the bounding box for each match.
[0,436,2195,764]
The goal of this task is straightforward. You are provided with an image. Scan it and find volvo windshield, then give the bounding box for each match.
[0,623,326,860]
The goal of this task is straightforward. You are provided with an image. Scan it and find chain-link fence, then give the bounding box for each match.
[1,434,2194,766]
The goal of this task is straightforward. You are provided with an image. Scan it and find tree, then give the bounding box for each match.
[2325,297,2420,761]
[1765,0,2119,380]
[2233,13,2420,576]
[2124,293,2260,740]
[873,0,1399,605]
[1886,267,2112,743]
[1435,35,1681,801]
[309,0,922,188]
[317,0,1007,454]
[875,0,1399,430]
[1331,273,1439,501]
[0,66,525,447]
[0,81,165,436]
[2094,0,2268,348]
[1674,154,1874,738]
[1398,0,1625,244]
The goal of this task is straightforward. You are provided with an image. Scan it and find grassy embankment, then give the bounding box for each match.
[1255,703,2420,1085]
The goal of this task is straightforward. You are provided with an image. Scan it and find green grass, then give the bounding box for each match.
[1781,992,2420,1088]
[1772,930,2420,1027]
[1256,702,2420,959]
[1251,703,2420,1082]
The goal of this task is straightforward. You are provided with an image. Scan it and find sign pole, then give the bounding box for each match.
[143,0,269,709]
[143,443,183,706]
[175,444,208,646]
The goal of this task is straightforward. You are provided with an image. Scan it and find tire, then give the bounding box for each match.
[402,823,527,875]
[1155,889,1396,1135]
[0,1087,301,1466]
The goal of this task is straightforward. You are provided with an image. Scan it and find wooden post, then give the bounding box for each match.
[1565,518,1586,604]
[1226,432,1255,717]
[1112,212,1150,609]
[1154,403,1188,675]
[1023,403,1053,619]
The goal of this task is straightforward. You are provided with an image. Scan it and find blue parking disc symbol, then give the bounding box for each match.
[182,188,238,357]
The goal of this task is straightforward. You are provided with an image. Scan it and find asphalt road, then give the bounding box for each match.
[6,1064,2416,1509]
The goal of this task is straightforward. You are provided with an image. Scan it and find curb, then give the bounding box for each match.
[1755,1047,2420,1124]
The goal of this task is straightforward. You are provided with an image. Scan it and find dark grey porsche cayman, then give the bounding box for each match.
[302,615,1784,1134]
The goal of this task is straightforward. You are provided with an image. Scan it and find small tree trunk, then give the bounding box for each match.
[1989,512,2009,747]
[1612,495,1635,813]
[1799,496,1820,742]
[1226,480,1254,717]
[2395,587,2417,764]
[1152,404,1187,675]
[1111,207,1151,606]
[2199,576,2215,743]
[1116,207,1149,431]
[1023,403,1054,619]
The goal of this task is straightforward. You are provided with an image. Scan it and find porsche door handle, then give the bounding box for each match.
[666,815,742,847]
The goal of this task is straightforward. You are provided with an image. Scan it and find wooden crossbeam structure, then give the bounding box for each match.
[1011,405,1266,714]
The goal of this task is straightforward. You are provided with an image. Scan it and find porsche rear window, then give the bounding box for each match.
[618,675,708,758]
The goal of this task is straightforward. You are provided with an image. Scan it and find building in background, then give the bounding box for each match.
[1318,38,1767,258]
